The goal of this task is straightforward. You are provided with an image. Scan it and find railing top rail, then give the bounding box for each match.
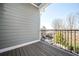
[40,29,79,31]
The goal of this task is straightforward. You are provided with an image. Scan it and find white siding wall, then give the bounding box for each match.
[0,3,40,49]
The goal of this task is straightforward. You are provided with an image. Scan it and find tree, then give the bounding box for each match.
[52,19,64,29]
[66,13,79,50]
[52,19,65,44]
[67,13,79,29]
[75,12,79,29]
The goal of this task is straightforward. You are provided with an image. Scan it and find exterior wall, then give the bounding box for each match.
[0,3,40,49]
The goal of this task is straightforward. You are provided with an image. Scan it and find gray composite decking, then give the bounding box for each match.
[0,41,76,56]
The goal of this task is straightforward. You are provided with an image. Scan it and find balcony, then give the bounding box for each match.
[0,29,79,56]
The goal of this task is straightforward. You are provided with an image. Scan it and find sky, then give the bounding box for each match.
[40,3,79,29]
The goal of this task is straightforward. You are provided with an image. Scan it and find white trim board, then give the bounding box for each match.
[0,40,40,53]
[31,3,39,8]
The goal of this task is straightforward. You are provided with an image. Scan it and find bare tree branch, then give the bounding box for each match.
[67,13,79,29]
[52,19,64,29]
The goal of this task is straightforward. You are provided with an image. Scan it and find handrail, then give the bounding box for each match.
[41,29,79,31]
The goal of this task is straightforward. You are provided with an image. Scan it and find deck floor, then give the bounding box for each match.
[0,41,75,56]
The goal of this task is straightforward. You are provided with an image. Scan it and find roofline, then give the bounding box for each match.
[30,3,50,14]
[30,3,49,9]
[31,3,39,8]
[39,4,49,9]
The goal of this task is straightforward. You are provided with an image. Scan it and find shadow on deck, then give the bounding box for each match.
[0,41,77,56]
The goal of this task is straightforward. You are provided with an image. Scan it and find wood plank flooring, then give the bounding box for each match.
[0,41,76,56]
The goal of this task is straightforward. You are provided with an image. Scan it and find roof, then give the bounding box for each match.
[31,3,49,9]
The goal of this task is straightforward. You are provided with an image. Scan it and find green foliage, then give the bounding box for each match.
[54,32,64,44]
[54,31,79,53]
[54,31,68,47]
[68,45,74,51]
[75,46,79,53]
[68,45,79,53]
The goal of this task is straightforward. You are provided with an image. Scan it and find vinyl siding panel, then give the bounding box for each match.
[0,3,40,49]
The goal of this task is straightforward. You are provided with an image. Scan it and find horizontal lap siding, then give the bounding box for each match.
[0,3,40,49]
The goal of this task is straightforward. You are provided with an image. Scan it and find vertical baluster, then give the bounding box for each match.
[67,30,69,50]
[61,30,64,48]
[70,30,73,52]
[74,30,76,52]
[60,30,61,47]
[64,30,66,49]
[54,30,56,45]
[59,30,60,46]
[65,30,67,49]
[54,31,56,44]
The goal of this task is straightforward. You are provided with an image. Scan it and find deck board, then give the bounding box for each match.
[0,41,75,56]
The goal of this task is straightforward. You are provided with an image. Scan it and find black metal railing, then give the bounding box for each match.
[41,29,79,54]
